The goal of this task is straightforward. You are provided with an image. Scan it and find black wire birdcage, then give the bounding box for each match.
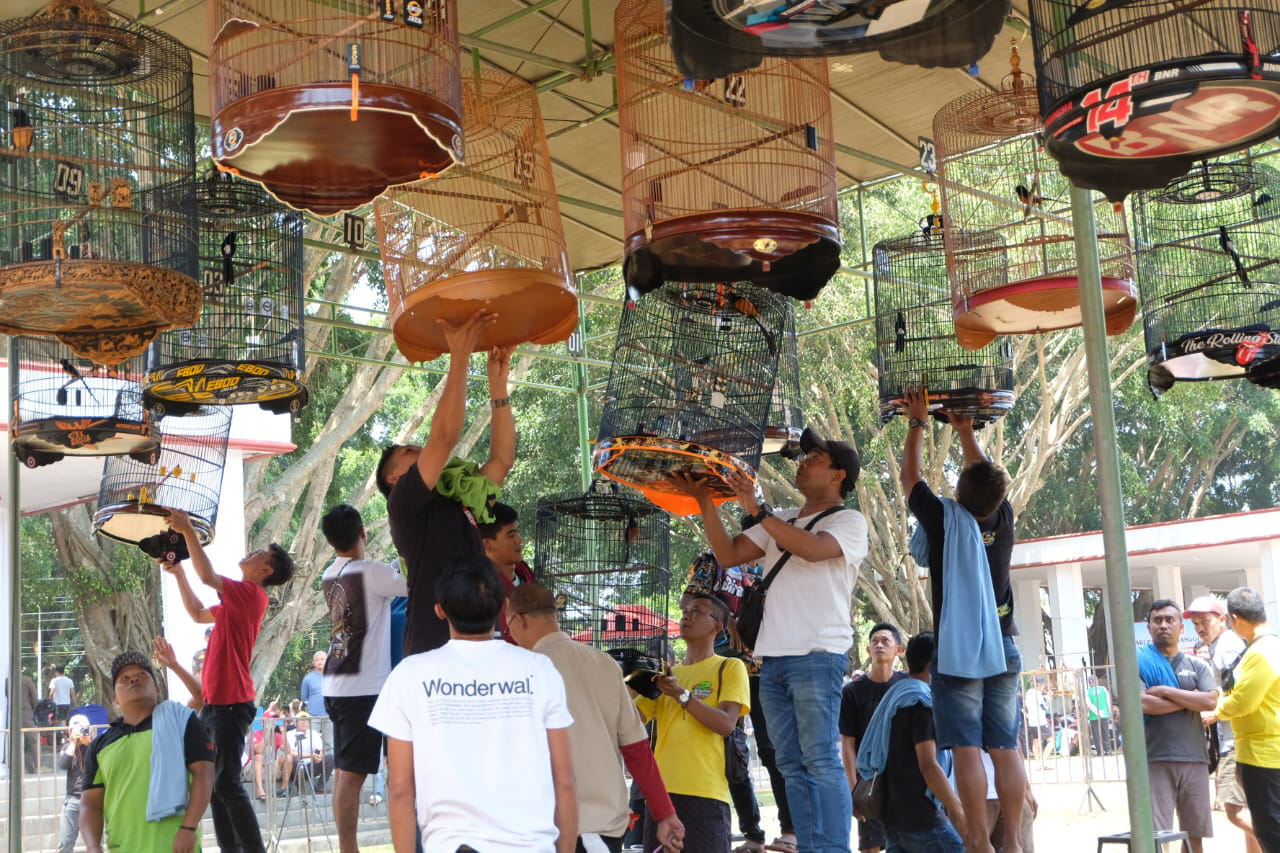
[142,171,306,415]
[1028,0,1280,203]
[9,335,160,469]
[534,482,672,675]
[593,281,787,516]
[874,230,1015,426]
[93,403,233,545]
[0,0,200,365]
[763,299,803,457]
[1132,160,1280,396]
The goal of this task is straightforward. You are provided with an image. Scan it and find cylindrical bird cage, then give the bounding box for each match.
[376,69,577,362]
[0,0,200,365]
[763,299,803,457]
[9,336,160,469]
[874,231,1015,426]
[93,404,233,546]
[593,281,787,516]
[615,0,839,302]
[1029,0,1280,202]
[209,0,462,215]
[143,172,307,414]
[1132,161,1280,396]
[534,482,671,668]
[934,63,1137,350]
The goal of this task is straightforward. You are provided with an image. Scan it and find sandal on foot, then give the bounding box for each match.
[733,844,765,853]
[764,838,798,853]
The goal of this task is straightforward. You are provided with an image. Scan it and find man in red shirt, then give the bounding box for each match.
[163,509,294,853]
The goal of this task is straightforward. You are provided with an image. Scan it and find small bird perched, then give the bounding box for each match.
[894,311,907,353]
[1218,225,1251,287]
[221,232,237,285]
[1016,178,1057,221]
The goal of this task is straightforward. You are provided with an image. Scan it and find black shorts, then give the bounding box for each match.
[857,815,887,850]
[326,695,382,775]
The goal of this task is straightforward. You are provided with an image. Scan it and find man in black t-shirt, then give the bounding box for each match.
[840,622,907,853]
[375,311,516,656]
[899,387,1026,853]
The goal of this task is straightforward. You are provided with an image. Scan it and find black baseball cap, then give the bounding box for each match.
[799,427,860,496]
[110,651,157,686]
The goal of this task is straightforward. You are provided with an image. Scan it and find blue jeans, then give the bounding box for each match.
[759,652,850,853]
[885,823,965,853]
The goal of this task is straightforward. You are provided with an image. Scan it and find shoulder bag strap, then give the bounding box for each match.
[714,658,744,729]
[755,505,848,595]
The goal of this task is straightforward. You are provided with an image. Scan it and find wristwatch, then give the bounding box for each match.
[677,689,692,706]
[747,505,773,526]
[908,417,928,429]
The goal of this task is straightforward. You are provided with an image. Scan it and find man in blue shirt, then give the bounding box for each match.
[300,651,326,717]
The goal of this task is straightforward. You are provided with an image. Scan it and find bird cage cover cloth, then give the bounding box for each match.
[874,231,1015,426]
[1029,0,1280,203]
[143,173,307,415]
[1133,161,1280,396]
[533,484,671,669]
[209,0,462,215]
[9,336,160,469]
[764,298,802,456]
[0,0,201,365]
[593,281,788,516]
[93,403,232,546]
[934,85,1137,349]
[616,0,839,303]
[376,69,576,363]
[666,0,1010,81]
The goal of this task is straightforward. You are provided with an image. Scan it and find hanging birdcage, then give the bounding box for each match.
[874,230,1015,425]
[1132,160,1280,396]
[142,172,307,414]
[616,0,839,303]
[209,0,462,215]
[376,68,577,362]
[9,336,160,469]
[764,298,803,457]
[593,281,787,516]
[934,56,1137,350]
[1029,0,1280,203]
[0,0,201,365]
[93,404,233,546]
[534,482,671,677]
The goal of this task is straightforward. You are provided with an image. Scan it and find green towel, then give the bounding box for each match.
[436,457,501,524]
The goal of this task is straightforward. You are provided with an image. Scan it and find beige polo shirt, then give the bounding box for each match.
[534,630,649,837]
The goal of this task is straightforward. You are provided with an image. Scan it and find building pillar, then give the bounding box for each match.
[1014,578,1045,671]
[1046,562,1090,669]
[1256,540,1280,626]
[1152,564,1185,608]
[1097,584,1117,671]
[1186,583,1212,602]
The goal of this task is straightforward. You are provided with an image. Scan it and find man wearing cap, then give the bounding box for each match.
[670,426,868,853]
[57,712,94,853]
[80,651,215,853]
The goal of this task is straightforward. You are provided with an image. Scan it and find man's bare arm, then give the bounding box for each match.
[419,312,495,490]
[386,738,417,853]
[80,788,106,853]
[547,727,578,853]
[161,562,215,624]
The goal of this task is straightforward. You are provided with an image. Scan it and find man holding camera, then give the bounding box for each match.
[57,713,94,853]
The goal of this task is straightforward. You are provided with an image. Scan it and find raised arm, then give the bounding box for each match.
[547,727,578,853]
[418,312,495,490]
[899,386,927,494]
[161,562,215,624]
[153,635,203,710]
[167,510,221,593]
[667,472,765,569]
[947,412,987,466]
[479,345,516,486]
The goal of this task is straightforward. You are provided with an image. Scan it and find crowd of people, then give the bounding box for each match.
[58,312,1280,853]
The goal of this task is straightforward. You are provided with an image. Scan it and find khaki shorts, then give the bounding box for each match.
[1149,761,1214,839]
[1216,752,1248,808]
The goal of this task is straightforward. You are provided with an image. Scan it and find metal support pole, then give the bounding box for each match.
[572,294,593,491]
[7,335,23,853]
[1068,184,1154,852]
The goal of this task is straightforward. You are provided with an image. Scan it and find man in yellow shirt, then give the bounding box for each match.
[635,589,750,853]
[1211,587,1280,853]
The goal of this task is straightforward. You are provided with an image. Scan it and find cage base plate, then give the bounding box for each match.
[592,435,756,516]
[878,388,1014,426]
[144,359,306,412]
[93,502,213,546]
[953,275,1137,350]
[11,418,158,463]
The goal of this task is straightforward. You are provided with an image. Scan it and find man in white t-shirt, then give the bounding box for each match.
[285,712,334,794]
[49,664,76,724]
[670,427,869,853]
[369,554,578,853]
[320,503,409,853]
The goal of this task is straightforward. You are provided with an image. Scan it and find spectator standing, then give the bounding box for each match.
[1084,675,1113,756]
[13,670,40,772]
[49,664,77,724]
[320,502,409,853]
[1138,599,1218,853]
[56,712,94,853]
[478,502,536,644]
[1024,679,1051,765]
[300,652,326,717]
[1210,587,1280,853]
[840,623,907,853]
[670,426,867,853]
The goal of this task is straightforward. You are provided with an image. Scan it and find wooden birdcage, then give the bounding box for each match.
[764,298,802,457]
[666,0,1010,81]
[593,281,788,516]
[0,0,201,365]
[1133,161,1280,396]
[209,0,461,215]
[616,0,839,303]
[9,336,160,469]
[376,69,576,363]
[934,56,1137,349]
[93,403,233,546]
[874,230,1015,425]
[534,482,671,669]
[143,172,307,414]
[1029,0,1280,203]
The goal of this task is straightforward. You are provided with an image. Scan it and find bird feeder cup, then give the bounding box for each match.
[9,336,160,469]
[209,0,462,215]
[1132,160,1280,395]
[143,172,307,415]
[874,231,1015,426]
[0,0,201,365]
[376,69,577,363]
[615,0,840,303]
[93,403,233,546]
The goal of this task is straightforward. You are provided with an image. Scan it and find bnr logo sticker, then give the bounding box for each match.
[1074,86,1280,159]
[224,127,243,150]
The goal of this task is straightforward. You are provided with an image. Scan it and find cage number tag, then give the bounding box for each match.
[513,146,535,182]
[404,1,424,27]
[710,390,726,410]
[343,213,366,250]
[380,0,396,20]
[203,269,226,298]
[54,161,85,197]
[918,137,937,175]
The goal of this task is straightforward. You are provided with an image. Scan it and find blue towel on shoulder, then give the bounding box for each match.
[856,678,951,780]
[147,700,194,822]
[1136,642,1179,690]
[910,498,1005,679]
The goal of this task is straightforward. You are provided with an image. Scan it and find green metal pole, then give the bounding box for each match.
[572,290,593,492]
[582,0,597,78]
[7,335,23,853]
[1068,184,1154,853]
